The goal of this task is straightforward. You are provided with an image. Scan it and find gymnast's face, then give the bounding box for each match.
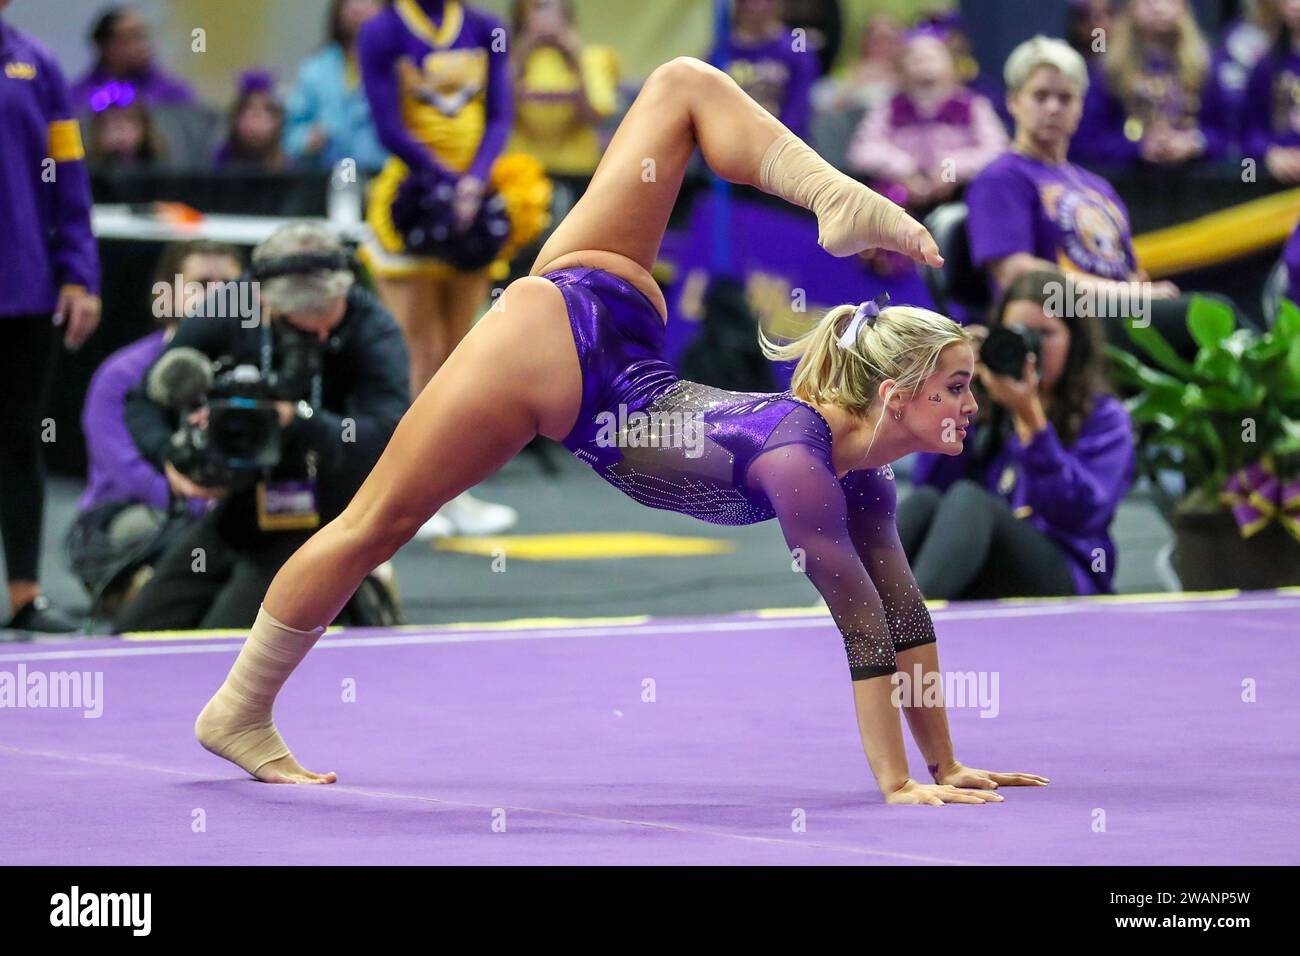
[897,341,978,456]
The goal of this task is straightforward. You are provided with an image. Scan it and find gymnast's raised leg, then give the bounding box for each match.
[195,56,937,783]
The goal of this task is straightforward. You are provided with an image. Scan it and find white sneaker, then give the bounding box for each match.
[413,510,455,540]
[439,490,518,536]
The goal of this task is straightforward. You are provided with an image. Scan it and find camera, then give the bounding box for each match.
[154,322,323,488]
[980,324,1043,380]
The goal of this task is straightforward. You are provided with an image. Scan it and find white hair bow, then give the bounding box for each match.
[836,293,891,350]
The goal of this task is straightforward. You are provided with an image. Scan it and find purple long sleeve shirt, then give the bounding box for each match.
[910,394,1136,595]
[357,0,511,182]
[1242,47,1300,159]
[79,330,205,516]
[0,20,99,316]
[1070,55,1228,166]
[711,30,817,141]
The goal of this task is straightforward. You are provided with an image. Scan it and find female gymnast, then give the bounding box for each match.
[196,56,1050,806]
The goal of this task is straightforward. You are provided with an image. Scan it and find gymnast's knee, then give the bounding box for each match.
[645,57,725,100]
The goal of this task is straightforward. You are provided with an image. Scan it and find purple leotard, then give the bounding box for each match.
[544,267,937,680]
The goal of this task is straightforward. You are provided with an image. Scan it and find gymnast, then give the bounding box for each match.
[196,56,1049,805]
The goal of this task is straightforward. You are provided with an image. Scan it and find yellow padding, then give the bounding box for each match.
[1133,187,1300,278]
[47,119,85,162]
[433,531,735,560]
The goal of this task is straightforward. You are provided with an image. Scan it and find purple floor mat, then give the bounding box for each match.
[2,593,1298,865]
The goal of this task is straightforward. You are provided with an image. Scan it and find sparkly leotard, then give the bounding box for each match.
[545,266,937,680]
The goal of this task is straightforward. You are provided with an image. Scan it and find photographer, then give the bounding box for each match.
[116,222,409,630]
[72,241,242,615]
[899,270,1137,599]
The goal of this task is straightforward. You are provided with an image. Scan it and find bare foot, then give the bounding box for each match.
[195,692,337,784]
[251,753,338,785]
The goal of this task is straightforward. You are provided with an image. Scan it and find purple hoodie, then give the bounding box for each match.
[910,394,1136,595]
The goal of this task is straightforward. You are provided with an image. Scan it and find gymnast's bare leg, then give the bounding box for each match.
[195,57,936,783]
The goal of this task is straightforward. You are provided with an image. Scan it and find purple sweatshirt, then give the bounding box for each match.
[1241,46,1300,159]
[910,394,1136,595]
[966,151,1137,285]
[79,330,204,516]
[1070,55,1229,166]
[357,0,511,182]
[0,20,99,316]
[68,63,194,111]
[711,30,817,141]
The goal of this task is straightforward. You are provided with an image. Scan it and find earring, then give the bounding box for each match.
[893,409,902,422]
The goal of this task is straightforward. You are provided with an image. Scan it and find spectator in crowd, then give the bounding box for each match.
[215,71,291,172]
[1209,0,1278,154]
[283,0,388,173]
[69,5,195,111]
[1071,0,1228,168]
[966,35,1236,360]
[899,269,1136,599]
[81,240,243,519]
[1068,0,1115,63]
[0,0,101,634]
[85,100,165,170]
[118,223,409,630]
[811,12,902,115]
[710,0,818,140]
[508,0,620,177]
[74,241,243,613]
[848,27,1007,211]
[1242,0,1300,181]
[782,0,844,78]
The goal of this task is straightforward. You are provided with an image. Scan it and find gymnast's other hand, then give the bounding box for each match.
[884,778,1005,806]
[932,760,1050,789]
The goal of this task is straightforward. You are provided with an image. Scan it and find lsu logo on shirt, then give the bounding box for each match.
[1040,182,1131,281]
[5,61,37,80]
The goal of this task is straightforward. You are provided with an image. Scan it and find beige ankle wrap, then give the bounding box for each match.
[195,605,325,777]
[758,131,909,258]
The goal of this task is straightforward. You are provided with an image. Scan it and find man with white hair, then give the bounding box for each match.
[117,222,409,630]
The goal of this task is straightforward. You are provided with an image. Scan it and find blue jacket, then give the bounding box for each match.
[283,44,389,173]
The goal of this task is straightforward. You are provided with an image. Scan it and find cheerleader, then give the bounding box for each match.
[358,0,551,534]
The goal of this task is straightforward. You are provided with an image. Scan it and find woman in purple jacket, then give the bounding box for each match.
[1070,0,1228,168]
[1242,0,1300,183]
[902,269,1136,599]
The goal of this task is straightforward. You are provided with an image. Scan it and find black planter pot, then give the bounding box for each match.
[1171,506,1300,590]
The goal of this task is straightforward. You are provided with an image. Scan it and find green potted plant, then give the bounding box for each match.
[1107,295,1300,590]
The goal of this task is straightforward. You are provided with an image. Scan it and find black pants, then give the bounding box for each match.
[897,482,1077,600]
[114,508,311,631]
[0,315,59,584]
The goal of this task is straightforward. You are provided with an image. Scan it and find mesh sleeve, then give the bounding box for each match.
[747,442,899,681]
[841,469,937,654]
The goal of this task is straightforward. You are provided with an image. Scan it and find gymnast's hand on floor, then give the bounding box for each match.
[884,778,1005,806]
[931,760,1050,790]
